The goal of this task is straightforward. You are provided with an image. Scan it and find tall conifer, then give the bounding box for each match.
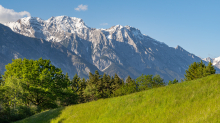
[184,61,216,81]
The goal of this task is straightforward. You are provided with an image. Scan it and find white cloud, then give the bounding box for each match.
[75,4,88,11]
[100,23,108,26]
[0,5,31,23]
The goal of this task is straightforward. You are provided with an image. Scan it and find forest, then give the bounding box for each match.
[0,58,215,122]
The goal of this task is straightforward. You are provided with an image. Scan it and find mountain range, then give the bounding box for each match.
[1,16,218,81]
[203,57,220,69]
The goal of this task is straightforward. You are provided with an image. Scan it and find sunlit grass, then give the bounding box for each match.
[15,74,220,123]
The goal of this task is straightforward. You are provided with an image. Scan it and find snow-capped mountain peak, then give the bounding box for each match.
[203,56,220,69]
[212,56,220,66]
[214,56,220,62]
[3,15,211,81]
[4,16,89,42]
[203,57,214,62]
[46,15,88,29]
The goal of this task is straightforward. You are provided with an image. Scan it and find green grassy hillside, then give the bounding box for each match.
[15,74,220,123]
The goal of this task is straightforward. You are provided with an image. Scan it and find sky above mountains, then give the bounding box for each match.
[1,0,220,58]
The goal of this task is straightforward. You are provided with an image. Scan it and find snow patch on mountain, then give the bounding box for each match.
[4,16,90,42]
[3,15,211,81]
[203,56,220,69]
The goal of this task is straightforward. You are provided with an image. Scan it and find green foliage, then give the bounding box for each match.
[102,74,112,98]
[0,58,79,122]
[0,58,177,122]
[71,74,80,92]
[58,87,78,106]
[83,84,98,101]
[136,74,152,91]
[0,58,79,121]
[205,62,216,76]
[184,61,216,81]
[152,74,165,87]
[136,74,165,91]
[111,74,123,95]
[84,71,126,101]
[77,78,87,103]
[15,74,220,123]
[113,76,137,97]
[0,74,3,86]
[3,58,71,110]
[168,78,178,85]
[0,86,10,121]
[0,83,38,122]
[0,118,10,123]
[84,70,102,101]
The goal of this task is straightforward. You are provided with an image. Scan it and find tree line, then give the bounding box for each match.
[0,58,216,122]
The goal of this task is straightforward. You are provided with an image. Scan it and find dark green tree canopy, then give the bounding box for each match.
[1,58,171,122]
[168,79,178,85]
[136,74,164,91]
[184,61,216,81]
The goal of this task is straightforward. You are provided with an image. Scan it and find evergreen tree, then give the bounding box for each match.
[125,76,133,85]
[96,77,104,98]
[77,78,87,103]
[125,76,137,93]
[107,75,114,96]
[197,60,206,78]
[59,73,77,106]
[102,73,111,98]
[113,76,137,97]
[83,83,97,102]
[204,62,216,76]
[88,70,101,85]
[83,70,101,101]
[71,74,80,92]
[185,62,198,81]
[184,61,216,81]
[112,73,122,92]
[168,79,178,85]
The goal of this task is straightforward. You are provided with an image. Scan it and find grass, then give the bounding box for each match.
[15,74,220,123]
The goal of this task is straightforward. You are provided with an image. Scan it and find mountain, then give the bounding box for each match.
[203,57,220,69]
[0,23,102,79]
[3,16,213,81]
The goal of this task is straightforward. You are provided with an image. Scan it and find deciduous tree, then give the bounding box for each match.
[3,58,72,109]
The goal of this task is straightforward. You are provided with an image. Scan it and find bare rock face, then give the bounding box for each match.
[4,16,214,81]
[0,23,101,79]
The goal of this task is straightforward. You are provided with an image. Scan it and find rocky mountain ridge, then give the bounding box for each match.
[3,16,215,81]
[0,23,102,79]
[203,57,220,69]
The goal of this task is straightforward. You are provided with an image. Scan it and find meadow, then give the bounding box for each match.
[15,74,220,123]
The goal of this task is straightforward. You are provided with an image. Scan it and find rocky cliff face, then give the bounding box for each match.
[0,23,102,79]
[3,16,209,81]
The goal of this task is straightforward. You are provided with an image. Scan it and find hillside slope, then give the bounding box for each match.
[16,74,220,123]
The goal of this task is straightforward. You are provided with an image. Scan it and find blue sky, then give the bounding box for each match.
[1,0,220,58]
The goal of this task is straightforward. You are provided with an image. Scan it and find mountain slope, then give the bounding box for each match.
[4,16,212,81]
[15,74,220,123]
[0,23,102,78]
[203,57,220,69]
